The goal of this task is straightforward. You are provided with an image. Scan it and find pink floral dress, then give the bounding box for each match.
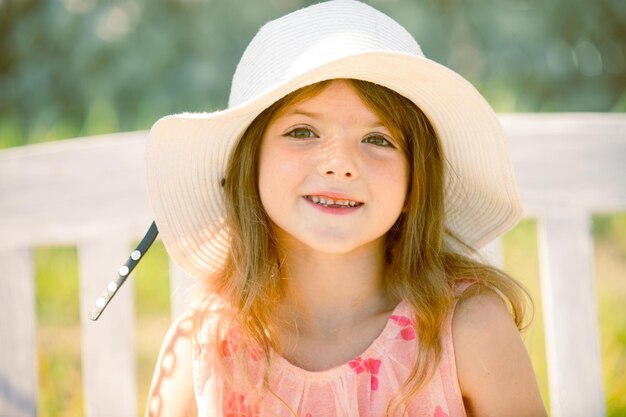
[193,300,467,417]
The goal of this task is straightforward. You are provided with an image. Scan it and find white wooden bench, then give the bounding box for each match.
[1,113,624,417]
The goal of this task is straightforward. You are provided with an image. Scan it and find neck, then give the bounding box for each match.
[275,239,397,338]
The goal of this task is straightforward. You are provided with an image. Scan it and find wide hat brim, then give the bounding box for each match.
[147,51,523,280]
[147,0,523,280]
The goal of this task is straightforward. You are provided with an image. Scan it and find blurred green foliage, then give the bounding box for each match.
[35,246,79,325]
[1,0,625,149]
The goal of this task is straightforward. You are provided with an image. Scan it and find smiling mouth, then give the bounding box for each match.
[304,195,364,208]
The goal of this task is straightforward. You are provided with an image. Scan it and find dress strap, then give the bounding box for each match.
[452,278,478,297]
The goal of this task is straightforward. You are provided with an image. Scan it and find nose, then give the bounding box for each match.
[316,136,359,180]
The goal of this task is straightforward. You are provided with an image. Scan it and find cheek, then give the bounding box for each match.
[257,142,300,214]
[259,139,309,184]
[377,158,409,208]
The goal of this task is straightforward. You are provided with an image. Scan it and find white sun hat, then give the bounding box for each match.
[146,0,523,280]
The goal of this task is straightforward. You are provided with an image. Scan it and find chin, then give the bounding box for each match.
[301,235,385,256]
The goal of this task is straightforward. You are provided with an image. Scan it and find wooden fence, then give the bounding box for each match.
[1,113,625,417]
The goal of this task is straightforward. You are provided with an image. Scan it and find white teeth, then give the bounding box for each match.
[307,196,361,207]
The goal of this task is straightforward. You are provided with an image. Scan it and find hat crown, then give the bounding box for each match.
[228,0,423,108]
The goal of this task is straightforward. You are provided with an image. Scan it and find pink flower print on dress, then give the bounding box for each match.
[220,338,236,357]
[220,329,262,361]
[434,405,449,417]
[224,392,260,417]
[220,327,241,357]
[349,357,382,390]
[390,315,416,341]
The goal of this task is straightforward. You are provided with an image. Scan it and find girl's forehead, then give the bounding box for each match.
[283,81,366,110]
[274,80,376,120]
[277,80,340,110]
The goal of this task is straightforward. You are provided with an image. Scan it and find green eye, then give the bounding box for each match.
[363,135,395,148]
[287,128,317,139]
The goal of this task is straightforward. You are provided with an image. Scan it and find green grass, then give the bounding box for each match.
[34,247,83,417]
[33,217,626,416]
[594,214,626,417]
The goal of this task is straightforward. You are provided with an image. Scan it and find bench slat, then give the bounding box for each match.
[539,212,606,417]
[78,236,137,417]
[0,133,152,250]
[501,113,626,215]
[0,248,37,417]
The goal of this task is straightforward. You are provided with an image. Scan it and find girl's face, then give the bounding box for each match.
[258,80,409,256]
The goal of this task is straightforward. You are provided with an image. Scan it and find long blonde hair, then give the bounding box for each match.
[194,79,530,415]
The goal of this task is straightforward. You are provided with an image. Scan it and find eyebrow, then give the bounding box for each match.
[284,108,387,129]
[289,109,320,118]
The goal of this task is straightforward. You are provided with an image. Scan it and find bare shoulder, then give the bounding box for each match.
[452,291,547,417]
[145,311,197,417]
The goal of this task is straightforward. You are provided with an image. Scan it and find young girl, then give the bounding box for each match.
[142,1,547,415]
